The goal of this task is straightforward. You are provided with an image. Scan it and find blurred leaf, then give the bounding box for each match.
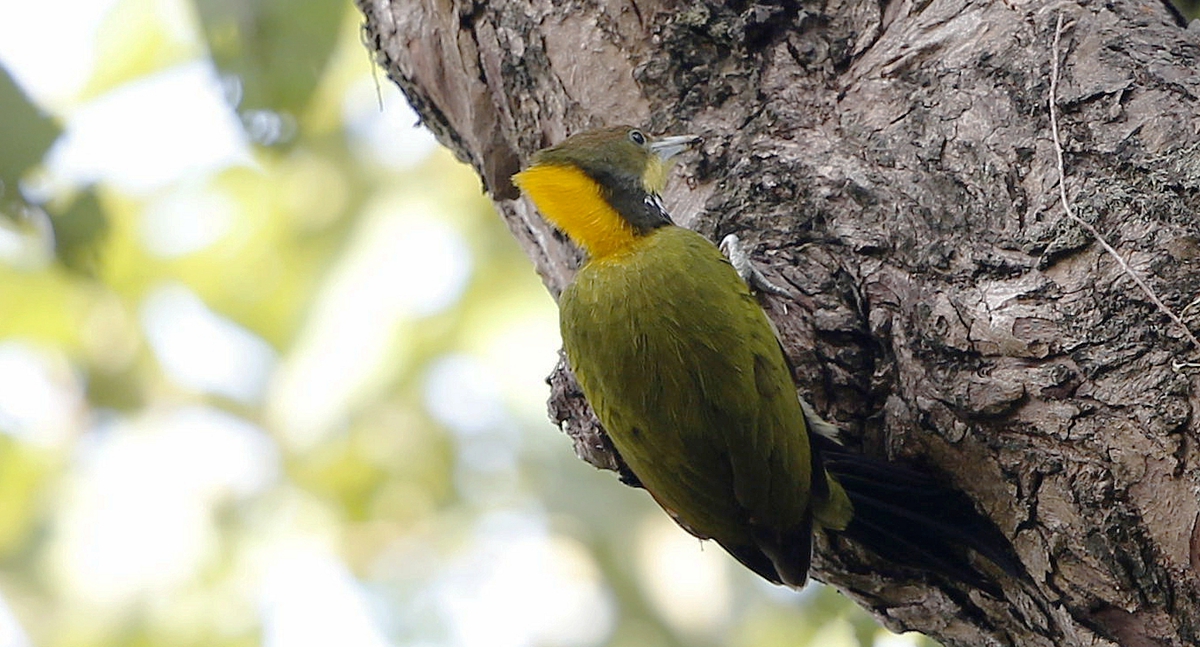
[192,0,345,117]
[48,190,109,276]
[0,267,90,347]
[290,435,389,521]
[0,64,59,202]
[0,437,54,560]
[0,64,108,276]
[84,362,145,412]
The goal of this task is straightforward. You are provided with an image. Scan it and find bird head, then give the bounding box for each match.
[513,126,699,258]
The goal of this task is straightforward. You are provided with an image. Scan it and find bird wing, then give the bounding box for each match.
[560,227,816,563]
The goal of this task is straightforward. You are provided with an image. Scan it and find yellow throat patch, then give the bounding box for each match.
[513,163,638,259]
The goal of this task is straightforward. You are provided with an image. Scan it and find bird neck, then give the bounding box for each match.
[514,163,647,259]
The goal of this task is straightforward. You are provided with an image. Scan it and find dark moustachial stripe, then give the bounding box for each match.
[584,165,673,234]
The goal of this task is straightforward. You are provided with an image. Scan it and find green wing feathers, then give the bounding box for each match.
[560,226,848,585]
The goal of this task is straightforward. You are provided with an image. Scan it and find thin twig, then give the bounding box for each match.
[1048,14,1200,353]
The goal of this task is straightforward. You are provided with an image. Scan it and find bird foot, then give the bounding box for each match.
[719,234,793,299]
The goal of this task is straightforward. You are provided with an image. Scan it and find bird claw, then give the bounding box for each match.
[799,397,841,443]
[719,234,794,299]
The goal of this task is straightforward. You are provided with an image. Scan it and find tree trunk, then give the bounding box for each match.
[356,0,1200,644]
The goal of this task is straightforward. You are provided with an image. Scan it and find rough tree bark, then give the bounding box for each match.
[356,0,1200,644]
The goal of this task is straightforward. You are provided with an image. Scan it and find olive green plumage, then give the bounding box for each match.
[513,125,1024,591]
[562,225,851,585]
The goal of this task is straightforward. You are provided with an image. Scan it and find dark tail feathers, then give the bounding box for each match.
[815,436,1026,593]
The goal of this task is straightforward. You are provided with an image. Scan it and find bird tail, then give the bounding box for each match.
[813,436,1025,592]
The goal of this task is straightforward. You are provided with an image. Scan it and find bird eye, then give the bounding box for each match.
[628,129,647,146]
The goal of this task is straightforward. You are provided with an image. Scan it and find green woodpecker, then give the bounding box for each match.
[513,125,1021,589]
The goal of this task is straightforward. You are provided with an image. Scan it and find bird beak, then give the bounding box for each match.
[649,135,701,162]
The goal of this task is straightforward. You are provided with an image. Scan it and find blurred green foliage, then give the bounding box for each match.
[0,65,58,190]
[194,0,344,116]
[0,2,943,647]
